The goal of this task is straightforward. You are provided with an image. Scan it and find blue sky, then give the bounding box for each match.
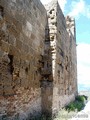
[64,0,90,44]
[41,0,90,91]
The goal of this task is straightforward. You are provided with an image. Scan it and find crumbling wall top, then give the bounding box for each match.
[65,15,76,40]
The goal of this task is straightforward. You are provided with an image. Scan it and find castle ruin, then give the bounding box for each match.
[0,0,77,119]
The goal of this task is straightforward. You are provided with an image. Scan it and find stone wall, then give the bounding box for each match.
[45,1,77,116]
[66,16,77,96]
[0,0,77,119]
[0,0,47,119]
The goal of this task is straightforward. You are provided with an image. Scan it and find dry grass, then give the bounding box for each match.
[54,108,77,120]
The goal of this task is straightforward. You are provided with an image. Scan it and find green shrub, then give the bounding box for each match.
[75,95,85,102]
[74,101,84,111]
[65,102,75,111]
[65,95,87,112]
[82,95,88,100]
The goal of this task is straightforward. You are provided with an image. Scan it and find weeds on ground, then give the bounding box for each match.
[54,108,77,120]
[65,95,87,112]
[39,95,88,120]
[54,95,88,120]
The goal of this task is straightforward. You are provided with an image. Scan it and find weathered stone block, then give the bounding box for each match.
[1,41,9,53]
[8,34,16,46]
[16,39,22,50]
[3,86,14,95]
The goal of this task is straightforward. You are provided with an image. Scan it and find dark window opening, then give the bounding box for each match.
[52,22,57,26]
[25,67,28,74]
[66,65,68,70]
[49,9,54,14]
[0,6,4,18]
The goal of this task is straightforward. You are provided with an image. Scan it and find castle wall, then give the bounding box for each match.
[0,0,77,119]
[66,16,77,96]
[45,1,77,116]
[0,0,47,119]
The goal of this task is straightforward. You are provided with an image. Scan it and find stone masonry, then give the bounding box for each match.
[0,0,77,119]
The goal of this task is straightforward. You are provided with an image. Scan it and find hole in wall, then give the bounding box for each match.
[49,9,54,14]
[0,5,4,18]
[25,67,28,74]
[66,65,68,70]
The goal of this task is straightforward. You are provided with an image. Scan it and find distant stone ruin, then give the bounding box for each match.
[0,0,77,119]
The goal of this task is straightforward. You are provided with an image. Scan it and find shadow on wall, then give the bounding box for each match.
[40,21,53,119]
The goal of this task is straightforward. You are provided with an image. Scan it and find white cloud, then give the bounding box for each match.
[58,0,67,12]
[40,0,67,12]
[68,0,90,19]
[40,0,52,5]
[69,0,85,18]
[77,44,90,90]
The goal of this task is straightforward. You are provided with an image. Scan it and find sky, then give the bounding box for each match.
[41,0,90,91]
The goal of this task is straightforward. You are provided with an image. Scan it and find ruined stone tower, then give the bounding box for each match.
[0,0,77,119]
